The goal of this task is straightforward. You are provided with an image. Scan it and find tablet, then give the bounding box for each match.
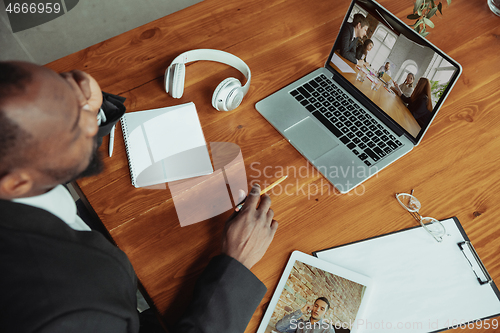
[257,251,372,333]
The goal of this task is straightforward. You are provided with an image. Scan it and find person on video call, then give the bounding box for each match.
[378,62,392,77]
[0,61,278,333]
[391,72,415,98]
[338,13,369,65]
[275,297,336,333]
[400,77,433,127]
[355,39,373,63]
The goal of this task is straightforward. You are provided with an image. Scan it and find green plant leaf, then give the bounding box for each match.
[421,2,428,12]
[412,18,423,28]
[427,7,438,18]
[407,0,446,35]
[414,0,424,13]
[407,13,421,19]
[423,17,435,28]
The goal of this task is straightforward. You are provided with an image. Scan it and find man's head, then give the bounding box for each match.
[352,13,369,38]
[311,297,330,321]
[385,62,391,70]
[0,61,103,199]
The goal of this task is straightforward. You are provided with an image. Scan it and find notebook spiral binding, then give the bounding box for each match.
[120,117,137,187]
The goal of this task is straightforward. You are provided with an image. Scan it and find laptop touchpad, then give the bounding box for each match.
[284,117,338,161]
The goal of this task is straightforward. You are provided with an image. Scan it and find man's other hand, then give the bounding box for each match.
[222,184,278,270]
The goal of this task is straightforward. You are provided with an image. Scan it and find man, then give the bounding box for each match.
[338,13,369,65]
[378,62,392,77]
[275,297,336,333]
[0,61,278,333]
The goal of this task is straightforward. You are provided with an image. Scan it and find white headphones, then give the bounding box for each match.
[165,49,251,112]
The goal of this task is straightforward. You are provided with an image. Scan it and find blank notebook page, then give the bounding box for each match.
[121,102,213,187]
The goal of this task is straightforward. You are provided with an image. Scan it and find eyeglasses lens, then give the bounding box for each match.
[397,194,421,212]
[421,217,446,240]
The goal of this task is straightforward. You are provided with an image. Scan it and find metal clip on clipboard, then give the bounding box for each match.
[459,241,493,285]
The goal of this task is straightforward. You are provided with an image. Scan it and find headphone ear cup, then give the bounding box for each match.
[169,63,185,99]
[212,77,244,111]
[165,66,172,94]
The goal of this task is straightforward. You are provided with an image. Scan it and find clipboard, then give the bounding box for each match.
[313,217,500,332]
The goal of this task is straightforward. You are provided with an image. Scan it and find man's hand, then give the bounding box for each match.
[301,304,312,315]
[222,184,278,270]
[60,70,102,116]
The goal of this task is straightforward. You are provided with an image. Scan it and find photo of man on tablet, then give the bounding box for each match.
[258,255,370,333]
[275,296,336,333]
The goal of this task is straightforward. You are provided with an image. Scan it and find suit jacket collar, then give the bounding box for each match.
[0,199,79,238]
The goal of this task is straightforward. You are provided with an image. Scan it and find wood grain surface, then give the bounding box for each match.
[46,0,500,332]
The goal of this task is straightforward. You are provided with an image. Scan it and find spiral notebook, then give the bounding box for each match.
[120,102,213,188]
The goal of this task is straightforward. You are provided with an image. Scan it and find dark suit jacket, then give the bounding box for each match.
[0,200,267,333]
[338,23,359,64]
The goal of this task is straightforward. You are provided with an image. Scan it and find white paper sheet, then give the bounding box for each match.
[332,53,356,74]
[315,218,500,333]
[142,103,206,163]
[121,102,213,187]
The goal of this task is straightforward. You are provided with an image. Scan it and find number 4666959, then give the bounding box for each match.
[5,2,61,14]
[446,319,498,330]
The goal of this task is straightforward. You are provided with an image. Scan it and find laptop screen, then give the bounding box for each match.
[326,0,461,143]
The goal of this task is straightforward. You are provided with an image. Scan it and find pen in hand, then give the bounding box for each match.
[235,175,288,211]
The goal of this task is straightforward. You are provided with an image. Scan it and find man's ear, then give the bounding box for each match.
[0,170,34,199]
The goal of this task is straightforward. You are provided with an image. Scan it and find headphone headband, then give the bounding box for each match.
[170,49,251,95]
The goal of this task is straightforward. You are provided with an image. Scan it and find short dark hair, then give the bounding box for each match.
[315,297,330,311]
[0,62,34,177]
[352,13,369,29]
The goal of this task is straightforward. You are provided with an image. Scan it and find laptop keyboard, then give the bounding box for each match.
[290,74,403,166]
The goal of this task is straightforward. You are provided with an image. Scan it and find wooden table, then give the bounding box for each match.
[332,52,422,137]
[46,0,500,332]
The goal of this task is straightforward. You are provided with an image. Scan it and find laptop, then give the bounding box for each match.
[255,0,461,194]
[380,72,392,84]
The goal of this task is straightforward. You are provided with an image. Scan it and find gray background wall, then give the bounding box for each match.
[388,35,435,82]
[0,0,201,64]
